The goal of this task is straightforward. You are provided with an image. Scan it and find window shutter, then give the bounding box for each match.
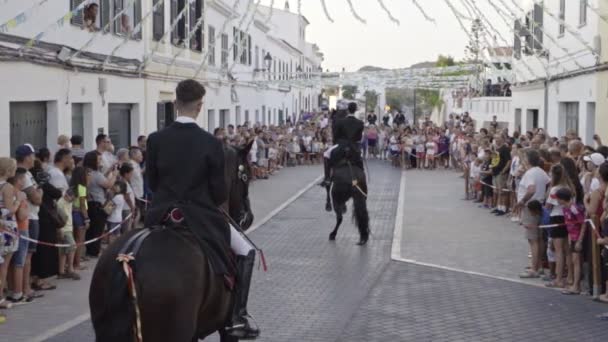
[248,35,252,66]
[171,0,178,43]
[101,0,111,33]
[134,0,142,39]
[533,3,543,50]
[233,27,238,61]
[153,0,164,41]
[70,0,86,26]
[114,0,123,35]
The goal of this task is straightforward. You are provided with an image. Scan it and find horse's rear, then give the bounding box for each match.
[90,227,234,342]
[327,164,370,245]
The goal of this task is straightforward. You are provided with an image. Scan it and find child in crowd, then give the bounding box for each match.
[425,136,436,170]
[107,181,128,244]
[0,158,19,311]
[480,149,493,209]
[519,200,543,278]
[8,168,31,304]
[557,188,586,294]
[70,167,90,270]
[57,189,80,280]
[119,164,136,233]
[415,131,425,170]
[545,164,573,288]
[470,158,482,201]
[268,142,278,172]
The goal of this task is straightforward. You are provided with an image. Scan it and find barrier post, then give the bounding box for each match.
[591,217,602,298]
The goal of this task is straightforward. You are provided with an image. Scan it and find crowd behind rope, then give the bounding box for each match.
[361,110,608,319]
[0,120,322,324]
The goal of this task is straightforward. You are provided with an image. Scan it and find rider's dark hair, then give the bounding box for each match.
[347,102,357,114]
[176,79,206,105]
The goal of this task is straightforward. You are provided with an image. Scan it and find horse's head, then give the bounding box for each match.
[227,140,254,230]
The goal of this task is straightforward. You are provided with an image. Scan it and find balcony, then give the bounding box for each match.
[463,96,513,130]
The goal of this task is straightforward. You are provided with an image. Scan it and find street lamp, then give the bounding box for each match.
[264,52,272,79]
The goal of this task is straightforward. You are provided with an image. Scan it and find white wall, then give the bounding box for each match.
[0,62,147,155]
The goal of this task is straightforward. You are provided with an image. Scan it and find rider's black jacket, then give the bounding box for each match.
[145,121,233,275]
[330,115,364,169]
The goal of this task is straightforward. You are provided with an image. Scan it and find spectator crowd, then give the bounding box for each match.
[366,109,608,319]
[0,119,323,323]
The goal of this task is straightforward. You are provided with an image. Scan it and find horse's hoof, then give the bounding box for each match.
[356,236,369,246]
[329,233,336,241]
[325,203,332,212]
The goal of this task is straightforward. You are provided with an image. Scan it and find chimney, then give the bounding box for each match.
[285,1,290,12]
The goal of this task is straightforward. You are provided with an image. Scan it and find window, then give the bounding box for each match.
[152,0,164,41]
[239,31,247,64]
[564,102,579,134]
[255,46,259,69]
[207,109,215,130]
[580,0,587,26]
[71,0,141,38]
[233,27,239,61]
[171,0,187,46]
[208,26,216,66]
[559,0,566,36]
[221,33,229,67]
[189,0,203,52]
[247,35,252,66]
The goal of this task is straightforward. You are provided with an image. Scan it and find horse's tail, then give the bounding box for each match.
[352,186,370,238]
[90,252,136,342]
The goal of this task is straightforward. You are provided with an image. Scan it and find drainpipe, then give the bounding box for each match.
[543,79,548,131]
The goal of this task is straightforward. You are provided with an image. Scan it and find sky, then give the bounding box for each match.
[260,0,525,72]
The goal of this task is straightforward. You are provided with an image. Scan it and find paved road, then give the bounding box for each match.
[0,164,322,342]
[5,162,608,341]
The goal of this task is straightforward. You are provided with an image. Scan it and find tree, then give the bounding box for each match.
[341,85,358,100]
[465,18,483,88]
[436,54,456,67]
[363,90,379,112]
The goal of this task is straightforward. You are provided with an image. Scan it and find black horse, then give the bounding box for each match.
[89,142,254,342]
[324,162,370,245]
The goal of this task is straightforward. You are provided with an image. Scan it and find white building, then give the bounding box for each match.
[0,0,323,156]
[511,0,604,144]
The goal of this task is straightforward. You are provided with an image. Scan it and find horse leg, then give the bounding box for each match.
[352,187,370,246]
[329,203,343,241]
[325,184,332,212]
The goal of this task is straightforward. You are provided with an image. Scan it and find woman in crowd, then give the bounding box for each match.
[83,151,117,258]
[70,166,89,270]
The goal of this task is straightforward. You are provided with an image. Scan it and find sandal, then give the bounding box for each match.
[26,291,44,299]
[519,271,540,279]
[32,283,57,291]
[561,289,581,295]
[545,281,565,288]
[0,299,12,309]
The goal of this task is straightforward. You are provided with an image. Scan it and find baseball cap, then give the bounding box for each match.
[583,153,607,167]
[15,144,35,159]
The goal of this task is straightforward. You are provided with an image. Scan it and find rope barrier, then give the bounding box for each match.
[1,214,132,249]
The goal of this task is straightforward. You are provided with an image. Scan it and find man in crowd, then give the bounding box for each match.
[47,148,72,194]
[15,144,45,297]
[70,135,86,165]
[491,134,512,216]
[95,134,116,174]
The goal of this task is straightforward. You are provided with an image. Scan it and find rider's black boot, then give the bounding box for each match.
[227,250,260,340]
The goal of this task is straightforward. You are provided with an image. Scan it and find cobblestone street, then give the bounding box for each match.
[4,162,607,342]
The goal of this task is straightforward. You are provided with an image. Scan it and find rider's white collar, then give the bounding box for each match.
[175,116,198,126]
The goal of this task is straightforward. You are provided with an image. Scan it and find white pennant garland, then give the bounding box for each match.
[346,0,366,24]
[377,0,400,25]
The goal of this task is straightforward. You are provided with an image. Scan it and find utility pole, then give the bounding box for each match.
[413,88,417,126]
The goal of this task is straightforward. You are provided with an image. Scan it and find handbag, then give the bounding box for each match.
[45,201,68,228]
[102,199,116,216]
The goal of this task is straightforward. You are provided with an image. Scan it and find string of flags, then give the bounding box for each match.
[0,0,49,35]
[21,0,95,49]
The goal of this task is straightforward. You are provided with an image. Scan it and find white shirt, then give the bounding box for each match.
[129,161,144,199]
[108,194,126,223]
[48,165,69,194]
[23,171,40,220]
[320,117,329,129]
[101,151,116,174]
[470,163,481,179]
[517,167,550,203]
[547,186,566,217]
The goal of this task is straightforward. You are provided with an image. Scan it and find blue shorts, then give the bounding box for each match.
[11,230,29,267]
[73,211,86,228]
[28,219,39,253]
